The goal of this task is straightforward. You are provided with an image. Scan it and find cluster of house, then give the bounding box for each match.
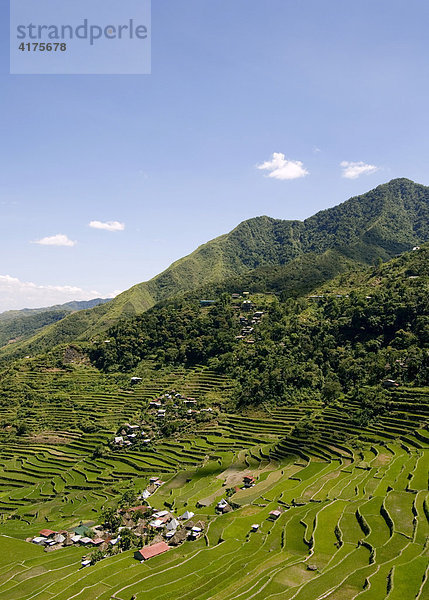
[235,311,264,344]
[29,525,112,551]
[113,423,151,447]
[28,471,208,568]
[200,292,257,307]
[111,389,215,450]
[149,390,214,420]
[146,508,205,542]
[231,291,256,314]
[28,468,288,570]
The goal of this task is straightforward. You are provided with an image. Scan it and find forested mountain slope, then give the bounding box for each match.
[2,178,428,362]
[0,298,109,350]
[90,244,429,406]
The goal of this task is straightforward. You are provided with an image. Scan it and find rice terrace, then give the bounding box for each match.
[3,0,429,597]
[0,353,427,600]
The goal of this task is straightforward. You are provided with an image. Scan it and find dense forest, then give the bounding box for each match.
[89,245,429,407]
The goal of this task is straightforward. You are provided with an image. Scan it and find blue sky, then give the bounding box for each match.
[1,0,429,310]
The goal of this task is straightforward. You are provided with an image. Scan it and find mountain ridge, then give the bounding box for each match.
[0,298,110,322]
[1,178,428,361]
[0,298,110,350]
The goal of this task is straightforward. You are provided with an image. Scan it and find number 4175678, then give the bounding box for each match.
[19,42,67,51]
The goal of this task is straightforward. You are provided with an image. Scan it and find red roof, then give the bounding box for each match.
[128,505,147,512]
[137,541,170,560]
[39,529,56,537]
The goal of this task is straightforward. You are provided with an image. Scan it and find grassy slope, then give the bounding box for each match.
[0,298,109,322]
[0,299,110,350]
[2,178,428,361]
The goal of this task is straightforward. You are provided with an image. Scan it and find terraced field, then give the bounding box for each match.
[0,364,427,599]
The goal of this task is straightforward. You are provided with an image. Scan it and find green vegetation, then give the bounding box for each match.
[0,298,109,350]
[0,358,426,599]
[0,179,427,597]
[2,178,429,362]
[90,245,429,406]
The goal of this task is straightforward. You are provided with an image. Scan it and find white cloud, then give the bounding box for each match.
[34,234,76,247]
[256,152,309,180]
[107,289,123,298]
[0,274,102,312]
[340,161,379,179]
[89,220,125,232]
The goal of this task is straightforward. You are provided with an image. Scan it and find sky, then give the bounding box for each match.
[1,0,429,311]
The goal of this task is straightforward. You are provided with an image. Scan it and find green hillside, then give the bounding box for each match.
[199,248,358,298]
[0,299,109,350]
[0,349,426,599]
[0,298,110,323]
[2,178,428,362]
[90,244,429,402]
[0,235,426,599]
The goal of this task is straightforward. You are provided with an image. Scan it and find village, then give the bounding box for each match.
[26,472,285,569]
[202,291,265,346]
[23,295,281,570]
[110,389,216,450]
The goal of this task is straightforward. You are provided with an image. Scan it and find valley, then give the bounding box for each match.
[0,359,426,599]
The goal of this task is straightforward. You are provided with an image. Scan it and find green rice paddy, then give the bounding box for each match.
[0,364,427,599]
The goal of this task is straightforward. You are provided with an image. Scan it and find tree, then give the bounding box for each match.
[15,423,28,436]
[92,445,107,459]
[89,549,105,565]
[119,488,137,508]
[102,507,121,533]
[118,527,138,551]
[322,380,342,404]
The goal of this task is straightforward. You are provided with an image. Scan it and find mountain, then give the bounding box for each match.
[0,298,110,323]
[1,178,428,361]
[90,243,429,401]
[0,298,109,349]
